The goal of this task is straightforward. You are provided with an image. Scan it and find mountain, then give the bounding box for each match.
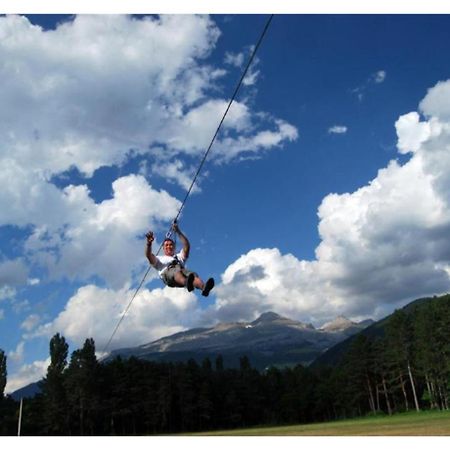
[104,311,372,370]
[311,294,448,368]
[10,381,42,401]
[320,315,374,335]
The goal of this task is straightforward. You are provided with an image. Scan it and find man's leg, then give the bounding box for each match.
[192,275,214,296]
[201,278,215,297]
[173,271,188,288]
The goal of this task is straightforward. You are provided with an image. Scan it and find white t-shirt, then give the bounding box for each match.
[153,250,188,278]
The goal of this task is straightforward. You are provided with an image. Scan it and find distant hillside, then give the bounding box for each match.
[104,311,371,370]
[10,381,42,401]
[311,294,449,368]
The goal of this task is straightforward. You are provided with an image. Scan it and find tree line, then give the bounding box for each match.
[319,294,450,419]
[1,293,449,435]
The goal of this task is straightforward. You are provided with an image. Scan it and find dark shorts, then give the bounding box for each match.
[161,265,197,287]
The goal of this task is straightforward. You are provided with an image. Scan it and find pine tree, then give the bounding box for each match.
[340,334,377,416]
[415,298,450,410]
[215,354,224,371]
[41,333,69,434]
[371,337,394,415]
[178,359,200,431]
[65,338,100,435]
[385,309,420,412]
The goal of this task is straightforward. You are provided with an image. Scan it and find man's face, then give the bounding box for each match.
[163,240,175,256]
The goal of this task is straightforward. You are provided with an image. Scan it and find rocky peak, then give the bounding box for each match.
[252,312,282,324]
[320,315,355,332]
[250,312,315,330]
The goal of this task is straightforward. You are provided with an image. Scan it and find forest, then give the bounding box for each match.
[1,293,449,435]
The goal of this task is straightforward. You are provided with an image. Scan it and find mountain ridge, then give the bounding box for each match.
[105,311,372,370]
[311,294,449,368]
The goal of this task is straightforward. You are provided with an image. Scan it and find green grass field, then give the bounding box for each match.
[191,410,450,436]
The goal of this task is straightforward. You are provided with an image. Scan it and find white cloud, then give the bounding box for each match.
[0,15,221,176]
[8,341,25,364]
[224,47,260,86]
[242,68,260,87]
[419,79,450,120]
[33,283,203,351]
[208,78,450,325]
[215,119,299,163]
[165,99,253,154]
[21,313,41,332]
[351,69,387,101]
[0,286,16,301]
[150,159,201,192]
[0,14,297,290]
[0,15,295,186]
[0,309,4,320]
[373,70,386,83]
[209,248,324,323]
[21,174,180,288]
[225,51,244,67]
[328,125,348,134]
[395,112,431,154]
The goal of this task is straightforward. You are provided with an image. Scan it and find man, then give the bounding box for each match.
[145,222,215,297]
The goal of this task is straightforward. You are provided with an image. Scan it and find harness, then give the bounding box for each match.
[167,255,183,269]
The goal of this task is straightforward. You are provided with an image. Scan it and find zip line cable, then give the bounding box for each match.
[103,14,274,354]
[172,14,274,226]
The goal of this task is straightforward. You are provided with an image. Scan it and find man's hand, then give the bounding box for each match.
[146,231,154,244]
[172,222,180,234]
[145,231,158,267]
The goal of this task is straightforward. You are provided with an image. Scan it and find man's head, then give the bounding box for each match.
[163,238,175,256]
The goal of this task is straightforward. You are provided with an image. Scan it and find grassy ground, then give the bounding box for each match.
[190,410,450,436]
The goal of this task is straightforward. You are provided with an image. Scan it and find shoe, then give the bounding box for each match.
[202,278,215,297]
[186,273,195,292]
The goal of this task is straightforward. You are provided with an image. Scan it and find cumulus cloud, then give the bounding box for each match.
[395,112,431,154]
[33,283,203,351]
[208,78,450,325]
[0,14,297,290]
[21,174,180,288]
[420,80,450,120]
[206,248,323,324]
[0,15,221,175]
[328,125,348,134]
[0,15,295,183]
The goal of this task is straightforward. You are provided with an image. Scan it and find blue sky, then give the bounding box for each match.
[2,10,450,392]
